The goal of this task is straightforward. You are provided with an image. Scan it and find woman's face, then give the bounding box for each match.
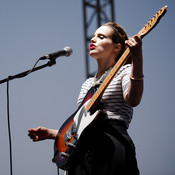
[89,26,116,61]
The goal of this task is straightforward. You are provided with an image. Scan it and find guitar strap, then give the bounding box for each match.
[93,66,113,90]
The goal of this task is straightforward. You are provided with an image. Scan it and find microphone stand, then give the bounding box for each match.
[1,58,56,175]
[0,59,56,84]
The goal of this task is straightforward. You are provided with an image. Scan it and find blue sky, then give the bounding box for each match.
[0,1,175,175]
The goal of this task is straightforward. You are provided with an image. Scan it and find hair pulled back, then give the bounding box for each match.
[102,22,129,61]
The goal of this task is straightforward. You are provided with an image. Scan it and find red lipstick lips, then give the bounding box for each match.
[90,43,96,50]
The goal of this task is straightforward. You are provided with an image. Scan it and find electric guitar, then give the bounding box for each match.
[52,6,167,170]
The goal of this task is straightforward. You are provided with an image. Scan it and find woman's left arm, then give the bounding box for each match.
[124,35,144,107]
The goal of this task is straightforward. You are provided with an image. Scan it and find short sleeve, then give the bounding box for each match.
[121,65,131,96]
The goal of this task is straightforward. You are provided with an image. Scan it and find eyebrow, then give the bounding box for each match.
[93,32,109,38]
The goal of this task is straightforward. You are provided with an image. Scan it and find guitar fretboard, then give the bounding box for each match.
[86,47,130,112]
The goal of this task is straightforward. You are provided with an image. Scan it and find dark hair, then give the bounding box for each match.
[102,22,130,62]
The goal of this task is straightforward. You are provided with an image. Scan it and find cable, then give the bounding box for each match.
[5,58,42,175]
[7,76,13,175]
[26,58,41,76]
[5,58,48,175]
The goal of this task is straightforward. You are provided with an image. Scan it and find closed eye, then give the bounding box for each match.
[91,33,107,41]
[98,34,106,39]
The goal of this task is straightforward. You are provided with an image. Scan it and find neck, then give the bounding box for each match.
[96,59,115,78]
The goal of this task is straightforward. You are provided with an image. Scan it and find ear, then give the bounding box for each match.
[113,43,122,53]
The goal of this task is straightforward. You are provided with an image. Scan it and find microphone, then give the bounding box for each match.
[39,46,73,60]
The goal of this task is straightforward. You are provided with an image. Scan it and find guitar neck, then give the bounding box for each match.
[86,47,131,112]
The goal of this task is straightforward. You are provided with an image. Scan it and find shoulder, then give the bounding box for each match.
[77,77,94,106]
[119,64,132,73]
[114,64,132,80]
[79,77,94,97]
[81,77,94,89]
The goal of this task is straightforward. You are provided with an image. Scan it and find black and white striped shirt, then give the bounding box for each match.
[77,64,133,128]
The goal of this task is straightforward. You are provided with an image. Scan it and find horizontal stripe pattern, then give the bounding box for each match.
[77,64,133,128]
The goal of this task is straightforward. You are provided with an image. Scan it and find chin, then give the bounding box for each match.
[90,54,97,59]
[90,50,97,57]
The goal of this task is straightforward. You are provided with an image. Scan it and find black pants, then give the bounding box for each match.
[68,119,139,175]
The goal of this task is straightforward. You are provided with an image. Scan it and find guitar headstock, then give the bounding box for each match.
[138,6,167,38]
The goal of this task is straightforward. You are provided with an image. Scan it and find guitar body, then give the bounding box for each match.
[52,87,106,170]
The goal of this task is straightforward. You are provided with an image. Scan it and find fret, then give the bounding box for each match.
[86,47,130,112]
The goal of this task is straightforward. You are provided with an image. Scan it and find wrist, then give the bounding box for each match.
[130,74,144,81]
[48,129,58,140]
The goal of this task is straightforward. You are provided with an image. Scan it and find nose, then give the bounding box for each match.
[91,36,96,43]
